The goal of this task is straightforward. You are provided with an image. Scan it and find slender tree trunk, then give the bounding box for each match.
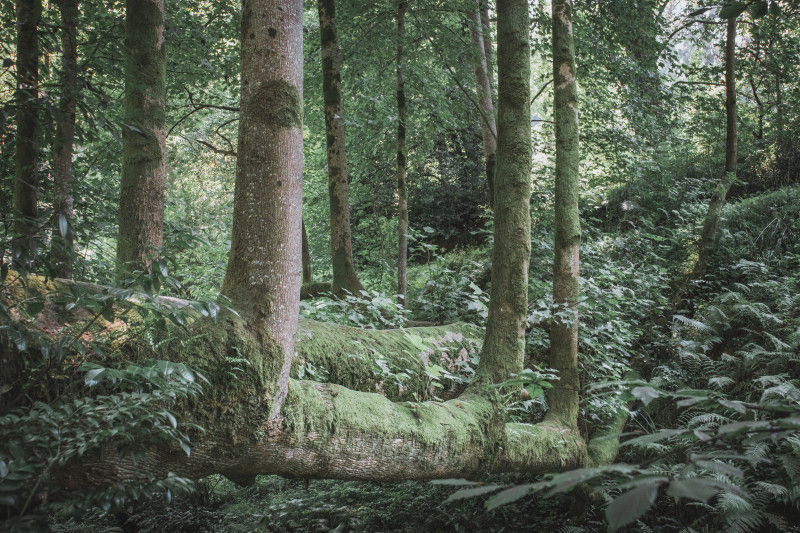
[691,17,737,281]
[51,0,78,279]
[116,0,167,278]
[748,76,763,140]
[775,73,783,158]
[317,0,364,298]
[13,0,41,270]
[396,0,408,306]
[301,218,312,284]
[221,0,304,422]
[480,1,494,103]
[547,0,581,428]
[469,3,497,206]
[474,0,531,384]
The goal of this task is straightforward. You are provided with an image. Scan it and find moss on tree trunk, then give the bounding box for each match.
[117,0,167,277]
[474,0,531,385]
[548,0,581,429]
[396,0,408,306]
[51,0,78,279]
[13,0,41,270]
[690,17,737,282]
[317,0,365,299]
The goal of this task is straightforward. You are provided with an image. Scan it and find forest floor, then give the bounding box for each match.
[51,474,597,532]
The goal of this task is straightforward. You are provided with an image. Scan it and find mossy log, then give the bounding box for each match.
[3,275,602,487]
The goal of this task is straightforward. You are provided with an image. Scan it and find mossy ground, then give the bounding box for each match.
[50,474,602,532]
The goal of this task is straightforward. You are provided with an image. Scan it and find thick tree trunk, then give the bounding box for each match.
[469,3,498,207]
[317,0,364,298]
[221,0,304,422]
[396,0,408,306]
[116,0,167,278]
[548,0,581,428]
[51,0,78,279]
[13,0,41,270]
[474,0,531,385]
[690,17,737,281]
[301,218,313,284]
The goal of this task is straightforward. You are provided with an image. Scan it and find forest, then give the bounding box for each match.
[0,0,799,530]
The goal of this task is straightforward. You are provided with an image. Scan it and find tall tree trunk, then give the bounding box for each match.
[317,0,364,298]
[474,0,531,384]
[51,0,78,279]
[13,0,41,270]
[301,218,312,284]
[469,3,497,207]
[775,73,783,158]
[396,0,408,306]
[690,17,737,281]
[480,1,494,103]
[547,0,581,428]
[116,0,167,278]
[221,0,304,422]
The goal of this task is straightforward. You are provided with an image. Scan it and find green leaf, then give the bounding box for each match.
[26,300,44,317]
[719,2,748,19]
[58,214,68,238]
[632,386,661,406]
[445,484,503,503]
[431,479,481,486]
[606,481,661,531]
[688,6,712,16]
[485,484,533,510]
[747,0,768,18]
[667,478,721,503]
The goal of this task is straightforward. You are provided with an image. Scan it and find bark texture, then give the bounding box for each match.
[474,0,531,385]
[690,17,737,281]
[396,0,408,306]
[548,0,581,428]
[117,0,167,277]
[13,0,41,270]
[302,219,312,284]
[221,0,304,422]
[479,1,494,101]
[51,0,78,279]
[317,0,364,298]
[470,3,498,207]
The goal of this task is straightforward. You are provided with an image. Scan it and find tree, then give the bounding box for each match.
[469,2,497,206]
[474,0,531,384]
[34,0,622,490]
[302,219,313,284]
[317,0,365,298]
[220,0,305,421]
[548,0,581,428]
[690,14,737,281]
[51,0,79,279]
[116,0,167,277]
[13,0,41,270]
[396,0,408,305]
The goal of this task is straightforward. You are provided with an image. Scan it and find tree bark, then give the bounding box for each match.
[317,0,365,298]
[51,0,78,279]
[396,0,408,306]
[690,17,737,282]
[775,73,783,158]
[13,0,41,270]
[480,1,494,103]
[116,0,167,278]
[469,3,498,207]
[474,0,531,385]
[548,0,581,428]
[302,218,313,284]
[221,0,304,422]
